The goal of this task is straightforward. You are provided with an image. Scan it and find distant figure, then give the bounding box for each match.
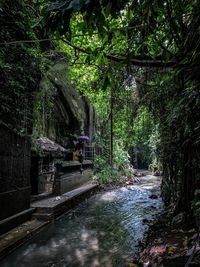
[72,142,79,161]
[72,139,83,161]
[73,132,89,163]
[72,148,79,161]
[78,150,84,164]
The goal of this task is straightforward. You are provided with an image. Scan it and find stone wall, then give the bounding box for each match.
[0,124,31,220]
[54,161,93,195]
[34,61,96,147]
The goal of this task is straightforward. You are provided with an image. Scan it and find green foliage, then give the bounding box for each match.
[148,125,162,174]
[192,194,200,226]
[94,155,120,184]
[193,204,200,226]
[33,75,57,137]
[132,108,154,165]
[114,144,129,168]
[0,0,48,133]
[45,0,129,37]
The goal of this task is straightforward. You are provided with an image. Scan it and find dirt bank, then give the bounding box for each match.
[139,209,200,267]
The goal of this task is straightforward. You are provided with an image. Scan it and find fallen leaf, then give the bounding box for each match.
[166,246,177,255]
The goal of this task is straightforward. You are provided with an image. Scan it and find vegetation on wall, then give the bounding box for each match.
[0,0,46,133]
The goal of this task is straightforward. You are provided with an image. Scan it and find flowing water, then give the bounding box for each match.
[1,174,163,267]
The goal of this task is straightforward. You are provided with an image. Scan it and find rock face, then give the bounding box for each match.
[35,61,95,146]
[48,63,86,131]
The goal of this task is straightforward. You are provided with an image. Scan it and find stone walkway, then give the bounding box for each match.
[31,183,98,220]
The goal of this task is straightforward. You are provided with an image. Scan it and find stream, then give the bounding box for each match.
[1,174,163,267]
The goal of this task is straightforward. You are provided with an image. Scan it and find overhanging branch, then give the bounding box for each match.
[0,38,56,45]
[105,54,176,67]
[0,37,177,68]
[62,38,176,68]
[61,38,90,54]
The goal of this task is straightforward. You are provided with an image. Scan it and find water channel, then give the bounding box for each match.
[1,174,163,267]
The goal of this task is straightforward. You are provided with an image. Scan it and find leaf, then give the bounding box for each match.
[67,0,83,11]
[85,55,91,64]
[47,0,71,12]
[102,75,110,90]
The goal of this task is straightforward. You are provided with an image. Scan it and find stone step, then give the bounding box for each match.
[0,219,49,260]
[60,160,93,173]
[61,160,93,168]
[0,208,36,236]
[31,183,98,221]
[32,212,54,221]
[31,192,53,203]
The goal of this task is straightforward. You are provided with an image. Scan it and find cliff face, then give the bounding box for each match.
[33,62,95,147]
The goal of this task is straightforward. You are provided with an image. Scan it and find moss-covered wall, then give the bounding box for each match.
[33,61,95,147]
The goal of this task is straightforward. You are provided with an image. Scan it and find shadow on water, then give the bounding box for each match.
[1,175,163,267]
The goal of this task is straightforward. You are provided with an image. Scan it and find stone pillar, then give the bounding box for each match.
[53,163,62,195]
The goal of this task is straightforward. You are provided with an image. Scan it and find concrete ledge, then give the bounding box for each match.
[0,208,35,235]
[60,160,93,173]
[61,160,93,168]
[0,219,49,260]
[0,187,31,220]
[31,192,53,203]
[59,169,93,193]
[31,183,98,220]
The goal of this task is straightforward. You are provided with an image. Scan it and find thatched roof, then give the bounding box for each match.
[35,137,67,153]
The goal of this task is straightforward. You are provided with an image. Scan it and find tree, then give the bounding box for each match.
[0,0,45,133]
[1,0,199,215]
[43,0,200,215]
